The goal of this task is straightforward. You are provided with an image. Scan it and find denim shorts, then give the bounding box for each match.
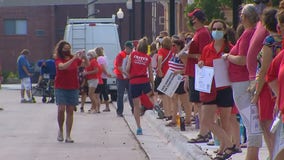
[55,89,79,106]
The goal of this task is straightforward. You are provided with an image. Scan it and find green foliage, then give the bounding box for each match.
[2,71,18,83]
[185,0,280,28]
[185,0,229,25]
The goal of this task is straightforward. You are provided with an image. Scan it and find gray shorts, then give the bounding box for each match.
[231,81,262,148]
[87,79,98,88]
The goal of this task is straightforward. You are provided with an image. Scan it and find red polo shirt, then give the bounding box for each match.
[200,41,233,67]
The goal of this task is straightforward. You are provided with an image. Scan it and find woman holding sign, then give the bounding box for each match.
[165,39,192,127]
[194,19,238,160]
[126,37,154,135]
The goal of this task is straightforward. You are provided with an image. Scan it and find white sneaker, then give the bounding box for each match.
[57,131,64,142]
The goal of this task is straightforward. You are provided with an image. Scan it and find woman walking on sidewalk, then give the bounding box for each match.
[126,37,154,135]
[54,40,88,143]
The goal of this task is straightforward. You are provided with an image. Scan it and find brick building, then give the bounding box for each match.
[0,0,190,75]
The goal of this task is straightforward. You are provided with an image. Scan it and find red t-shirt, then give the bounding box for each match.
[266,50,284,82]
[247,21,269,80]
[278,56,284,121]
[129,51,151,84]
[185,26,211,77]
[157,48,170,76]
[55,57,82,89]
[85,58,99,80]
[228,28,255,82]
[114,50,127,79]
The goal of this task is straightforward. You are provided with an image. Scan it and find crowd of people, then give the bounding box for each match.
[14,0,284,159]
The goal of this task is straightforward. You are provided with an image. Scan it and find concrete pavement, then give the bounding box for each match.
[0,84,270,160]
[0,89,148,160]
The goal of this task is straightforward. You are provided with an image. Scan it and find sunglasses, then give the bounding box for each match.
[253,0,269,4]
[212,28,223,31]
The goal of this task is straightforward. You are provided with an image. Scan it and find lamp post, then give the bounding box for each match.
[116,8,124,47]
[126,0,132,40]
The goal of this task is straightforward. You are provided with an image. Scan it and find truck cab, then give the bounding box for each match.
[64,16,120,101]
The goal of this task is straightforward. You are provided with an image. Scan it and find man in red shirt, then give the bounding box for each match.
[114,41,134,117]
[180,9,212,140]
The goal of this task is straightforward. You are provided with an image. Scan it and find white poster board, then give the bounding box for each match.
[194,64,214,93]
[157,70,183,97]
[213,58,231,87]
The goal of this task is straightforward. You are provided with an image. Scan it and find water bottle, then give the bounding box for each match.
[180,111,186,131]
[176,113,180,127]
[239,117,245,144]
[213,134,220,146]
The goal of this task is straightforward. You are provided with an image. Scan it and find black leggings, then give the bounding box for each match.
[100,79,109,101]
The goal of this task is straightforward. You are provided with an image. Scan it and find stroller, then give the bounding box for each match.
[32,73,55,103]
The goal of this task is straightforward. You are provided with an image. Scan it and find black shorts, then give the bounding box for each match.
[189,76,200,102]
[175,81,186,95]
[154,76,164,95]
[95,84,103,94]
[203,87,234,107]
[130,82,152,98]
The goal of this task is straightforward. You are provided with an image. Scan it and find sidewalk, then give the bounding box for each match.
[0,89,148,160]
[121,101,269,160]
[1,84,269,160]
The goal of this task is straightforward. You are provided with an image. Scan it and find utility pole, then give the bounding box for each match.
[169,0,175,36]
[232,0,242,30]
[141,0,145,37]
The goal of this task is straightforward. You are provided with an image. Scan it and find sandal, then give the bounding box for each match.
[213,153,225,160]
[223,145,239,159]
[103,108,110,112]
[187,134,209,143]
[165,121,177,127]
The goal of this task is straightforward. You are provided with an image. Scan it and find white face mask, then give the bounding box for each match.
[86,55,92,60]
[211,30,224,40]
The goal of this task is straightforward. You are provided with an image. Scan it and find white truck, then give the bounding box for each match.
[64,16,120,101]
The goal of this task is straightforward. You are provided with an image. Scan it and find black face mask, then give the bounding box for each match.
[190,19,195,26]
[62,50,71,56]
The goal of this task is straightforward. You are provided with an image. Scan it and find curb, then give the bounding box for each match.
[143,111,211,160]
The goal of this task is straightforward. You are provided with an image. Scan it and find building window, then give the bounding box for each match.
[4,19,27,35]
[35,29,45,37]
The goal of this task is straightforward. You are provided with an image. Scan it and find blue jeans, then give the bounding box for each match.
[116,78,133,115]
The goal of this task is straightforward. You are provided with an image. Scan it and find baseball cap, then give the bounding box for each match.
[188,9,206,22]
[124,41,134,49]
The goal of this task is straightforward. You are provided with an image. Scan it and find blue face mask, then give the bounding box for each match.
[211,30,224,40]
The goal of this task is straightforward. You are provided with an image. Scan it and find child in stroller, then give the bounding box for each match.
[34,58,56,103]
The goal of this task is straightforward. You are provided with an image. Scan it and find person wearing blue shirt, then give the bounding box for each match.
[36,58,56,103]
[17,49,33,103]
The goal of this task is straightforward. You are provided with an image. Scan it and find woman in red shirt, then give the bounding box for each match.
[155,37,172,119]
[196,19,237,159]
[54,40,88,143]
[126,37,154,135]
[84,49,99,114]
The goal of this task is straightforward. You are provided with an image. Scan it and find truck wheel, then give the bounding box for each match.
[110,91,117,102]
